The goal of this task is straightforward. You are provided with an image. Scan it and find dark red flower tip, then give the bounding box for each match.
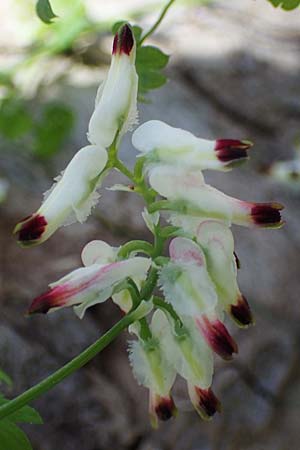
[155,396,177,422]
[194,387,222,419]
[28,285,67,315]
[14,214,47,245]
[251,202,284,228]
[233,251,240,269]
[197,316,238,360]
[230,295,254,327]
[215,139,252,164]
[112,24,134,56]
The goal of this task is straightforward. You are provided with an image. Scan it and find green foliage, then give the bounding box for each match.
[136,46,169,95]
[0,97,75,158]
[268,0,300,9]
[0,98,33,140]
[0,370,13,388]
[36,0,57,24]
[32,103,75,158]
[0,392,42,450]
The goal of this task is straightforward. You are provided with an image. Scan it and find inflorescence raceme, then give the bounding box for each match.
[14,24,284,427]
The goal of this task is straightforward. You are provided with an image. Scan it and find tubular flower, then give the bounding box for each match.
[152,310,221,420]
[159,237,238,360]
[78,239,148,316]
[14,145,108,247]
[132,120,252,171]
[196,220,253,327]
[28,249,151,316]
[88,24,138,148]
[149,165,283,228]
[128,318,177,428]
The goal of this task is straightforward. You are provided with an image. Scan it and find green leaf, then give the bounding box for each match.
[0,396,43,425]
[0,97,33,140]
[138,71,167,92]
[136,46,169,70]
[0,369,12,387]
[132,26,143,43]
[33,102,74,158]
[268,0,300,9]
[0,420,33,450]
[36,0,57,24]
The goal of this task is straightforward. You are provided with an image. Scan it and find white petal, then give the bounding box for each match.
[81,240,117,266]
[88,54,138,148]
[132,120,217,169]
[141,208,160,234]
[196,221,240,307]
[159,238,218,318]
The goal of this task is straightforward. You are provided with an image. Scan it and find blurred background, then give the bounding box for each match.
[1,0,300,449]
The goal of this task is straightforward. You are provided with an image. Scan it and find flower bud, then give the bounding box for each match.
[28,256,150,315]
[187,383,221,420]
[88,24,138,148]
[149,166,283,229]
[132,121,251,171]
[196,315,238,361]
[14,145,107,247]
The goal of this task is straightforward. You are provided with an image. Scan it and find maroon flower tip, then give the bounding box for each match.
[194,387,222,419]
[155,396,177,422]
[197,316,238,360]
[251,202,284,228]
[233,251,240,269]
[28,285,66,315]
[14,214,47,245]
[230,295,254,327]
[112,24,134,55]
[215,139,252,164]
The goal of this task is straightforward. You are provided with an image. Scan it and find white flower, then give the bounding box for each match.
[149,165,283,228]
[159,237,238,360]
[14,145,108,247]
[28,240,151,316]
[132,120,251,171]
[88,24,138,148]
[128,315,177,428]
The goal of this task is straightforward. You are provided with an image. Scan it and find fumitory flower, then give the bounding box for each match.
[196,220,253,327]
[28,241,151,315]
[159,237,238,360]
[14,145,108,247]
[152,310,221,420]
[149,165,283,228]
[88,23,138,148]
[132,120,252,171]
[129,317,177,428]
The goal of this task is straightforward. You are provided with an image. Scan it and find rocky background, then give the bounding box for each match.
[1,1,300,449]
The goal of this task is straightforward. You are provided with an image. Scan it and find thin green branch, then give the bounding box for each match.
[0,309,144,421]
[139,0,176,45]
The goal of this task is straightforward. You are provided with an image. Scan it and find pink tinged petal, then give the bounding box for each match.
[188,383,221,420]
[215,139,252,164]
[149,391,177,428]
[28,257,150,314]
[196,315,238,360]
[14,214,47,247]
[169,237,204,266]
[230,295,254,328]
[112,24,134,55]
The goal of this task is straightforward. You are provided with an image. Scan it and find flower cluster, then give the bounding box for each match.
[14,24,283,427]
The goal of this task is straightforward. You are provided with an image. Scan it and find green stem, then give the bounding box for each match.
[153,296,182,325]
[118,240,154,258]
[140,267,158,300]
[0,312,139,421]
[139,0,176,45]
